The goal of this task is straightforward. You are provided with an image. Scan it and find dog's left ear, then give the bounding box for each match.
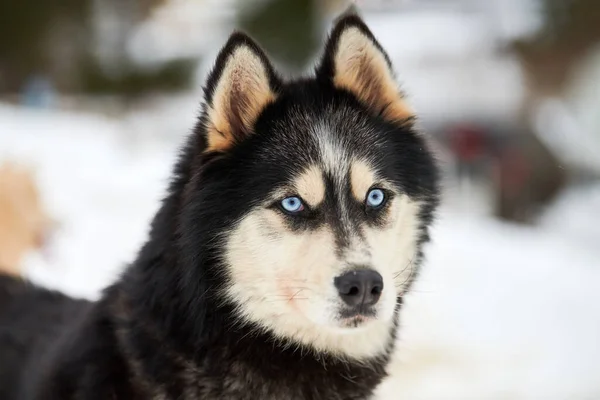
[201,33,280,153]
[317,14,413,122]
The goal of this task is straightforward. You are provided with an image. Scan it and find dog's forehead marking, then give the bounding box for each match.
[312,122,358,241]
[314,122,348,178]
[294,165,325,207]
[350,160,376,202]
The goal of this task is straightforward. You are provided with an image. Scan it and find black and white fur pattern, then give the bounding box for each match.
[0,13,439,400]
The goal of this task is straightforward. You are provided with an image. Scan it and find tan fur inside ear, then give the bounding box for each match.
[333,27,413,122]
[206,47,276,152]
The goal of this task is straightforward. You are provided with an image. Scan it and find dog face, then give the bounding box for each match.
[187,15,438,360]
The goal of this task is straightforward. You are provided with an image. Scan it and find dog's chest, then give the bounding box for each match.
[170,357,382,400]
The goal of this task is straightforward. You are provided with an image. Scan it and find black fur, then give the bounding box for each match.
[0,14,439,400]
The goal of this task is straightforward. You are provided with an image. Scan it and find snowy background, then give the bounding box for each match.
[2,102,600,399]
[2,0,600,399]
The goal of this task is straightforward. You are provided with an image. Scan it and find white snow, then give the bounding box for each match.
[378,212,600,399]
[0,104,179,298]
[1,102,599,398]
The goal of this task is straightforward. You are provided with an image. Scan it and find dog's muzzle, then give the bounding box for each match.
[334,269,383,318]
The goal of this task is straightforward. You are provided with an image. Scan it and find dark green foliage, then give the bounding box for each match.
[0,0,194,96]
[528,0,600,46]
[80,57,198,99]
[0,0,89,92]
[237,0,323,72]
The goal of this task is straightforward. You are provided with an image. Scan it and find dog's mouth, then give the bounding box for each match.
[338,306,377,328]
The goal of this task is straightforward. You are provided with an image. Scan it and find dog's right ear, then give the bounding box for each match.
[200,33,280,154]
[317,13,413,123]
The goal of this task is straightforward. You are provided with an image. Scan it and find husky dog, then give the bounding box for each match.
[0,13,439,400]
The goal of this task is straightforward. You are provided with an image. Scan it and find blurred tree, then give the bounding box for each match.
[80,0,196,99]
[0,0,194,97]
[80,57,196,98]
[236,0,349,73]
[513,0,600,101]
[506,0,599,222]
[0,0,89,92]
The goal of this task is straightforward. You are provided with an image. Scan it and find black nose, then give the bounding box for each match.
[334,269,383,307]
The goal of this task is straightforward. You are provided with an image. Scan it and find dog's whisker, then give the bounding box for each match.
[274,278,309,282]
[393,258,415,279]
[264,298,310,303]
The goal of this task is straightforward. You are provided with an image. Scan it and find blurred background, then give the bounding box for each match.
[0,0,599,398]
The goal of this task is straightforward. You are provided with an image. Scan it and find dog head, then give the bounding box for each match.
[183,14,439,360]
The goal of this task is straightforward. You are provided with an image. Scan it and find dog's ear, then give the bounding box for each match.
[201,33,280,153]
[317,13,413,122]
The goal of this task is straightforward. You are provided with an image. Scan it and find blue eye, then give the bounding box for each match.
[366,189,386,208]
[280,196,304,214]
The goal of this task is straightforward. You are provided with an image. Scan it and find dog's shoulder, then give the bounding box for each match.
[0,276,137,400]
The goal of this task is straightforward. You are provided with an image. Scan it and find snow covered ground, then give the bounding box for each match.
[1,102,599,399]
[378,212,600,399]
